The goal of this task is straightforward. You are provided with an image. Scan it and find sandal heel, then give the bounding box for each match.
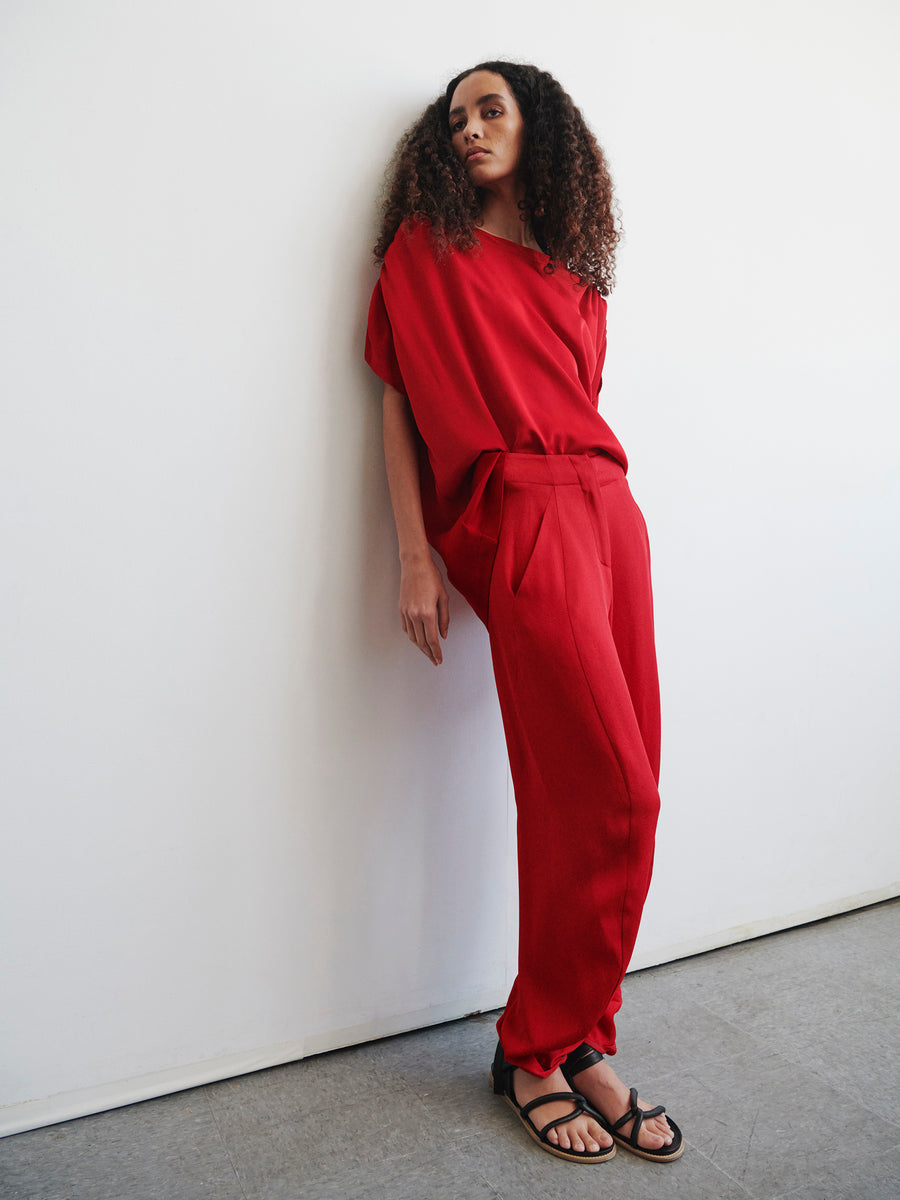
[490,1040,507,1095]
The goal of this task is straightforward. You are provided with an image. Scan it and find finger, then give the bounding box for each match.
[422,614,443,665]
[437,590,450,638]
[411,619,438,665]
[402,610,425,649]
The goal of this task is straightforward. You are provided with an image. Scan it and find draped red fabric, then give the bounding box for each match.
[365,220,629,624]
[365,220,661,1075]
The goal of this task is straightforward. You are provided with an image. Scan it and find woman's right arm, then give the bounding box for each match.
[381,383,450,666]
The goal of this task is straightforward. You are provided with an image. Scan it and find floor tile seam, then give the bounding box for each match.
[678,997,900,1076]
[767,1144,900,1200]
[858,1137,900,1156]
[663,1000,775,1059]
[480,1183,505,1200]
[252,1143,475,1197]
[200,1086,251,1200]
[768,1186,842,1200]
[682,1009,896,1069]
[675,1109,900,1199]
[677,1138,762,1198]
[667,1034,776,1076]
[779,1059,900,1130]
[418,1122,489,1146]
[201,1078,435,1129]
[676,1039,900,1125]
[446,1144,506,1200]
[677,962,893,1005]
[688,995,795,1037]
[691,1027,900,1132]
[765,1155,900,1200]
[372,1064,470,1100]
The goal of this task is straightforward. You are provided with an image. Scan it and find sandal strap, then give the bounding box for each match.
[639,1104,666,1119]
[563,1041,605,1079]
[611,1086,667,1145]
[491,1040,513,1095]
[519,1090,589,1121]
[520,1092,605,1143]
[536,1106,590,1142]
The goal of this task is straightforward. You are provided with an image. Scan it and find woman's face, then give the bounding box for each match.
[448,70,525,190]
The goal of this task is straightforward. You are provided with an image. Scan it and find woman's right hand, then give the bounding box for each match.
[399,554,450,665]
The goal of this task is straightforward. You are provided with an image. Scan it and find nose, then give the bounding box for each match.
[465,121,482,142]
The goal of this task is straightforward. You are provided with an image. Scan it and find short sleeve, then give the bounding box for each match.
[593,294,608,397]
[365,275,406,394]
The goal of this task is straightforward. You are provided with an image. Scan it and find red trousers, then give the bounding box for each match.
[448,451,662,1077]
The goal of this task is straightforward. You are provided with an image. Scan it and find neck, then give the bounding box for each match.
[476,181,537,248]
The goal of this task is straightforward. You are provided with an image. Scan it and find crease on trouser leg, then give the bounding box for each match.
[466,452,662,1077]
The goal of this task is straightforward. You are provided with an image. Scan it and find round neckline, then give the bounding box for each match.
[475,227,549,260]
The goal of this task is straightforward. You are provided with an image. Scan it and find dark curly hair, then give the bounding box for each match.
[373,61,622,294]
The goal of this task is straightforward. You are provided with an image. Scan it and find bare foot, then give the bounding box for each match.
[567,1059,674,1152]
[511,1066,613,1154]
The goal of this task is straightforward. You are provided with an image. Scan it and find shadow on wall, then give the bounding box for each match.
[288,173,510,1039]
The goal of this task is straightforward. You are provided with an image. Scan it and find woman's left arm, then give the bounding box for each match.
[381,383,450,665]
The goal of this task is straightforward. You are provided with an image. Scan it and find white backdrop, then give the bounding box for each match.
[2,0,898,1136]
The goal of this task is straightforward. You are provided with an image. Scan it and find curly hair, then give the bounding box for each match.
[373,61,622,294]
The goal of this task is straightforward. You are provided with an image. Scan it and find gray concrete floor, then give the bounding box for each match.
[1,899,898,1200]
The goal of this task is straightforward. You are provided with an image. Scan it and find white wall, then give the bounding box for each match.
[1,0,897,1136]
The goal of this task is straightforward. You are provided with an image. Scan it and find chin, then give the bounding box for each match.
[466,162,497,184]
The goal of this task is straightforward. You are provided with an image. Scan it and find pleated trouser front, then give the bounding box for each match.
[469,450,662,1077]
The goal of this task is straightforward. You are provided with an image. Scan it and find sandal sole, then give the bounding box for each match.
[612,1136,684,1162]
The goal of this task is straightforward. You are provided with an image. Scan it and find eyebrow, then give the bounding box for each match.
[448,93,506,119]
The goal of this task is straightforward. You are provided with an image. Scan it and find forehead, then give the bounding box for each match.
[449,70,516,113]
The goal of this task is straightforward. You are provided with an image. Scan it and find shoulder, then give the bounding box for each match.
[383,217,438,268]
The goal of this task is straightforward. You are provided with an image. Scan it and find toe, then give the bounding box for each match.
[590,1119,612,1149]
[546,1127,559,1146]
[575,1122,592,1151]
[639,1123,666,1150]
[645,1114,672,1144]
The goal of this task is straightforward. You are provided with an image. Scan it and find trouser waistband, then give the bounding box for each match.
[502,450,625,487]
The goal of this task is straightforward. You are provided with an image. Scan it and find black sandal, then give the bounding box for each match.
[561,1042,684,1163]
[489,1040,616,1164]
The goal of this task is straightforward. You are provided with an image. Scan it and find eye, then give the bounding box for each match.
[450,118,466,134]
[484,107,503,118]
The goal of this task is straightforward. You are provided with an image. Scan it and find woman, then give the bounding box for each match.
[365,61,683,1166]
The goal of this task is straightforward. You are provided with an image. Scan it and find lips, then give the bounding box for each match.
[466,148,489,162]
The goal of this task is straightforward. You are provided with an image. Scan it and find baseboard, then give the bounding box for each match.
[0,987,509,1139]
[3,885,896,1138]
[628,883,899,971]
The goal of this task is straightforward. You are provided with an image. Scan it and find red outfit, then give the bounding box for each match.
[365,219,661,1075]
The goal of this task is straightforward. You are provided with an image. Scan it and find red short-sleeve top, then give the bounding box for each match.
[364,220,628,606]
[366,220,626,489]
